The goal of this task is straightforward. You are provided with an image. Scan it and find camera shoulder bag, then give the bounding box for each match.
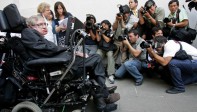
[174,41,192,60]
[174,9,197,43]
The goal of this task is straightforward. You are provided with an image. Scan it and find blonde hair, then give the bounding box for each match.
[37,2,50,13]
[26,15,44,26]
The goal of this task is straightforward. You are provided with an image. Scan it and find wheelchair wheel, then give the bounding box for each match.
[11,101,42,112]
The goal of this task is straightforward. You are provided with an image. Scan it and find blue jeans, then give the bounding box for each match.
[115,59,144,82]
[168,59,197,91]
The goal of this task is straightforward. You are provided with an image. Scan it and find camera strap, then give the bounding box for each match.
[175,9,180,23]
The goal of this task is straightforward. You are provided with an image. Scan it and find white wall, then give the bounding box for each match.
[0,0,189,23]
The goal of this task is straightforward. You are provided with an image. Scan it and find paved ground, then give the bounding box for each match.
[86,75,197,112]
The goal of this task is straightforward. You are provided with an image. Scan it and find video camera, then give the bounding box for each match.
[117,4,130,17]
[118,29,129,41]
[85,14,102,31]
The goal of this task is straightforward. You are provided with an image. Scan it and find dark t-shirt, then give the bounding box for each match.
[98,29,114,51]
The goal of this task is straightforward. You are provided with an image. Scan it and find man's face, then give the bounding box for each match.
[123,13,130,21]
[154,30,163,37]
[128,32,138,43]
[43,7,51,18]
[32,18,48,36]
[169,2,179,14]
[101,23,109,30]
[129,0,138,10]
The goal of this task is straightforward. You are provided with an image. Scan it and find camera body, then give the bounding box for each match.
[141,7,147,15]
[118,29,129,41]
[85,15,103,31]
[140,41,150,49]
[118,34,128,41]
[163,17,176,24]
[94,23,103,30]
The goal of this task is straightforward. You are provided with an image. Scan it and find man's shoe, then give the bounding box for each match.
[107,85,117,93]
[166,87,185,94]
[93,97,106,111]
[105,93,120,104]
[135,80,143,86]
[104,103,117,112]
[108,75,115,84]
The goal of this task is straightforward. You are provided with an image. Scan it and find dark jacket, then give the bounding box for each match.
[21,28,71,59]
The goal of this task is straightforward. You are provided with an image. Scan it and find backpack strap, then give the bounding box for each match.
[173,40,182,50]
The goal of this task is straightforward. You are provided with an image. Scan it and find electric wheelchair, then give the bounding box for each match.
[0,4,99,112]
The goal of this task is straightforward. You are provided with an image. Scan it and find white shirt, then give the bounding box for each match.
[43,17,57,45]
[163,40,197,60]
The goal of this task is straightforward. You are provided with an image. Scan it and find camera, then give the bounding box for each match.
[118,29,129,41]
[140,41,151,49]
[94,23,103,30]
[85,14,95,30]
[141,7,147,14]
[117,13,123,17]
[163,17,176,23]
[118,35,128,41]
[117,4,130,17]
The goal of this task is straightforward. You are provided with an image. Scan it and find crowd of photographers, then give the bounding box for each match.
[82,0,197,94]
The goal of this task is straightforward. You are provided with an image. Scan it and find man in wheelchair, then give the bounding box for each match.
[21,15,120,111]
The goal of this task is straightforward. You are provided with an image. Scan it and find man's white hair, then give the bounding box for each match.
[26,15,44,27]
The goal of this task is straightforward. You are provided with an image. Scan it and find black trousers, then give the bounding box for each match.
[73,54,109,98]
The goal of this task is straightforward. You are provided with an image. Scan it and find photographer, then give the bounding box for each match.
[139,0,165,40]
[96,20,116,84]
[112,4,137,65]
[114,29,146,86]
[84,14,99,55]
[163,0,189,39]
[146,36,197,94]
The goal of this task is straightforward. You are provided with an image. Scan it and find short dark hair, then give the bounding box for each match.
[128,29,139,36]
[168,0,179,6]
[101,20,111,29]
[152,27,162,35]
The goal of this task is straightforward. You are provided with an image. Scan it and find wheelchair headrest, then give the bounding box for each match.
[0,10,10,32]
[0,4,27,33]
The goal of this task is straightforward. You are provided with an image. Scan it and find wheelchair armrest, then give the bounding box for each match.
[26,58,70,67]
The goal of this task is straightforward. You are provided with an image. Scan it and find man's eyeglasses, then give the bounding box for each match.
[34,23,48,28]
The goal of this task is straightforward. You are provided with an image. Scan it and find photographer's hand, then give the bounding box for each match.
[139,6,145,14]
[144,12,151,19]
[122,38,129,46]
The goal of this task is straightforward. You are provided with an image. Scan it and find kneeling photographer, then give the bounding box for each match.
[96,20,116,84]
[145,36,197,94]
[114,29,147,86]
[84,14,99,55]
